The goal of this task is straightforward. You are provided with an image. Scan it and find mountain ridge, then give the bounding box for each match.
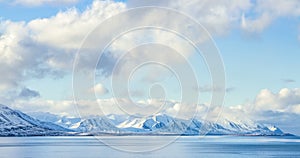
[0,104,294,136]
[28,110,291,136]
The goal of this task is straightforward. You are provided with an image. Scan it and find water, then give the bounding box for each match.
[0,136,299,158]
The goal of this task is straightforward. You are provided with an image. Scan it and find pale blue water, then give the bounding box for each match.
[0,136,299,158]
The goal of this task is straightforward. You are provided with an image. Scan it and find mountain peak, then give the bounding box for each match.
[0,104,70,136]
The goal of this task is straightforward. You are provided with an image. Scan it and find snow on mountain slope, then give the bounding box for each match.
[26,111,288,136]
[77,117,121,133]
[215,116,285,136]
[106,114,128,125]
[78,114,286,135]
[0,104,70,136]
[28,112,81,130]
[116,116,146,129]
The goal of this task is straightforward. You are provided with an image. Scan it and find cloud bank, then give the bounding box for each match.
[9,87,300,134]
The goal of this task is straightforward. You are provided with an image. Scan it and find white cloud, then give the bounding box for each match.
[10,97,203,119]
[12,98,76,116]
[0,20,51,92]
[212,88,300,124]
[129,0,300,35]
[172,0,252,35]
[253,88,300,114]
[13,0,79,6]
[11,98,124,117]
[28,1,125,50]
[128,0,252,35]
[241,12,272,33]
[220,88,300,135]
[0,1,125,97]
[91,83,109,96]
[241,0,300,33]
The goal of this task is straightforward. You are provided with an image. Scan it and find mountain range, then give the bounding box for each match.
[0,104,291,136]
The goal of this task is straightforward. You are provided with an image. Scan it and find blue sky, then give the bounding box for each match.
[217,18,300,105]
[0,0,300,134]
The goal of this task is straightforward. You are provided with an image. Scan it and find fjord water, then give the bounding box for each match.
[0,136,299,158]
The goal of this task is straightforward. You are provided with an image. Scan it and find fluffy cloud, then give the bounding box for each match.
[253,88,300,114]
[241,12,272,33]
[11,88,300,117]
[221,88,300,134]
[128,0,252,35]
[211,88,300,123]
[0,20,55,92]
[27,1,125,50]
[129,0,300,36]
[241,0,300,33]
[12,98,76,116]
[0,1,125,96]
[171,0,252,35]
[12,0,79,6]
[91,83,109,96]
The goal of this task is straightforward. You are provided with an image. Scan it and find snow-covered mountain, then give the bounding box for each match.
[0,104,71,136]
[0,104,289,136]
[113,114,285,135]
[28,112,81,130]
[28,111,288,136]
[216,118,284,136]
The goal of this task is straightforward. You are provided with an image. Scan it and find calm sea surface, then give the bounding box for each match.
[0,136,299,158]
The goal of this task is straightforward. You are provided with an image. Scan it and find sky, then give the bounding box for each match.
[0,0,300,135]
